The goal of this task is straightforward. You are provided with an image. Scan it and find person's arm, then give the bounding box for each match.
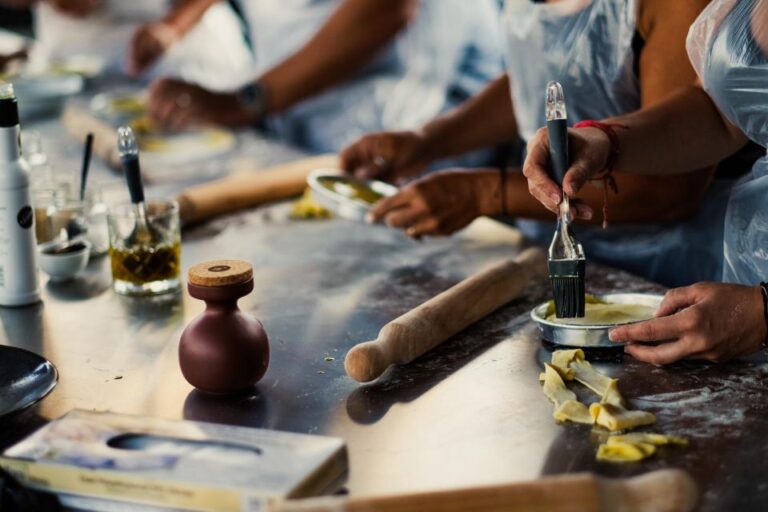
[419,74,518,163]
[128,0,220,76]
[524,0,748,217]
[146,0,419,129]
[340,74,517,181]
[259,0,418,113]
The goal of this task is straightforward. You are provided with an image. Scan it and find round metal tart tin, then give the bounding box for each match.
[530,293,664,348]
[307,169,398,222]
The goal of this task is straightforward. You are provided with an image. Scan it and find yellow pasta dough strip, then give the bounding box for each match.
[607,433,688,447]
[542,364,577,406]
[550,349,583,380]
[554,399,593,424]
[597,433,688,463]
[589,403,656,432]
[541,364,592,424]
[549,349,625,406]
[597,441,657,463]
[570,359,626,407]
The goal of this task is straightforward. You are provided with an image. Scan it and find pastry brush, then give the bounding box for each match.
[545,81,585,318]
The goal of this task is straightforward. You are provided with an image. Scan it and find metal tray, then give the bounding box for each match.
[308,169,397,222]
[530,292,663,348]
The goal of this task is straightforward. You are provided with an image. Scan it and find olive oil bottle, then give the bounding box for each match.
[0,83,39,306]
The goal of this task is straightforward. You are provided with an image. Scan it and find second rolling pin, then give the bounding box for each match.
[345,247,547,382]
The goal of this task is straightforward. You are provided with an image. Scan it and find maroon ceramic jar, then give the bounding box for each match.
[179,260,269,394]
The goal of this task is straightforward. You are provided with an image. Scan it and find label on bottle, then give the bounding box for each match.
[0,185,39,305]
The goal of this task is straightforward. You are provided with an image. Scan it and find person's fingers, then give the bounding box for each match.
[569,199,594,220]
[654,286,698,317]
[167,105,193,131]
[405,216,440,238]
[382,206,425,230]
[562,159,596,197]
[609,310,698,343]
[366,192,410,223]
[623,339,694,366]
[523,139,562,212]
[339,142,364,175]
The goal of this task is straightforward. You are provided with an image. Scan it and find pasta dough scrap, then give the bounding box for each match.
[554,400,592,424]
[597,433,688,463]
[570,359,625,407]
[541,364,592,424]
[550,349,584,379]
[589,403,656,432]
[597,441,656,463]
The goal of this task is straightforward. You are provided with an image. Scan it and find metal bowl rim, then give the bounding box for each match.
[530,292,664,330]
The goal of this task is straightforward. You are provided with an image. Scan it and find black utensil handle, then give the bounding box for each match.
[547,118,569,186]
[122,154,145,204]
[80,133,94,199]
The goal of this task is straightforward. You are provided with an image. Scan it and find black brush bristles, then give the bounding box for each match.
[548,259,586,318]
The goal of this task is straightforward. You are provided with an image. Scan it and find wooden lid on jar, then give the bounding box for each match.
[188,260,253,287]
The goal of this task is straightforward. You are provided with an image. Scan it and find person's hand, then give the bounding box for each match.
[340,130,433,183]
[522,126,612,219]
[48,0,101,17]
[128,22,179,77]
[147,78,258,131]
[366,169,499,238]
[609,283,767,365]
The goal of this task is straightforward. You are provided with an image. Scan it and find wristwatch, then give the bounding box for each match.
[236,82,269,122]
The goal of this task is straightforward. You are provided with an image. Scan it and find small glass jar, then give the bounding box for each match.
[107,200,181,296]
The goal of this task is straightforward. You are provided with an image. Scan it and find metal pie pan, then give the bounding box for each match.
[308,169,398,222]
[530,293,663,348]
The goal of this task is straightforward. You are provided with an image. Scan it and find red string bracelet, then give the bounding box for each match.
[573,120,626,228]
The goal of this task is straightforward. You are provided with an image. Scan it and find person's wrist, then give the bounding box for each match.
[578,126,612,171]
[152,21,180,49]
[236,81,270,124]
[476,170,504,217]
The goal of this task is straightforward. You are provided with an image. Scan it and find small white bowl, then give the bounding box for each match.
[37,239,91,282]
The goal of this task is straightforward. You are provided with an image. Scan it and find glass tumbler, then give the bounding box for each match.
[108,200,181,296]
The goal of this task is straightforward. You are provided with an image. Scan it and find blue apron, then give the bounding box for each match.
[503,0,734,287]
[688,0,768,284]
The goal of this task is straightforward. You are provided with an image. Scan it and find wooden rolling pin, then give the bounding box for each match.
[345,247,547,382]
[176,154,337,224]
[276,469,697,512]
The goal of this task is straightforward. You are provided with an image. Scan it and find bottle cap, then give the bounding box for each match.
[188,260,253,287]
[0,82,19,128]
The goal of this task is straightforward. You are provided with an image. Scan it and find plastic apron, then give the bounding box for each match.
[236,0,504,153]
[503,0,734,287]
[688,0,768,284]
[33,1,253,90]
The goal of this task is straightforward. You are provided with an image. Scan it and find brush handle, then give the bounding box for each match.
[547,118,569,187]
[344,248,547,382]
[275,469,698,512]
[122,154,145,205]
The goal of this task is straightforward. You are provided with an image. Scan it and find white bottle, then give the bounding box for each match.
[0,83,40,306]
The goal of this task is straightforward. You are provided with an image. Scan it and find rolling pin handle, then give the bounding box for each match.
[345,340,387,383]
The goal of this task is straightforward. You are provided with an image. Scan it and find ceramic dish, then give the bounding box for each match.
[0,346,58,419]
[530,292,663,348]
[12,72,84,120]
[307,169,398,221]
[38,239,91,281]
[90,90,237,166]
